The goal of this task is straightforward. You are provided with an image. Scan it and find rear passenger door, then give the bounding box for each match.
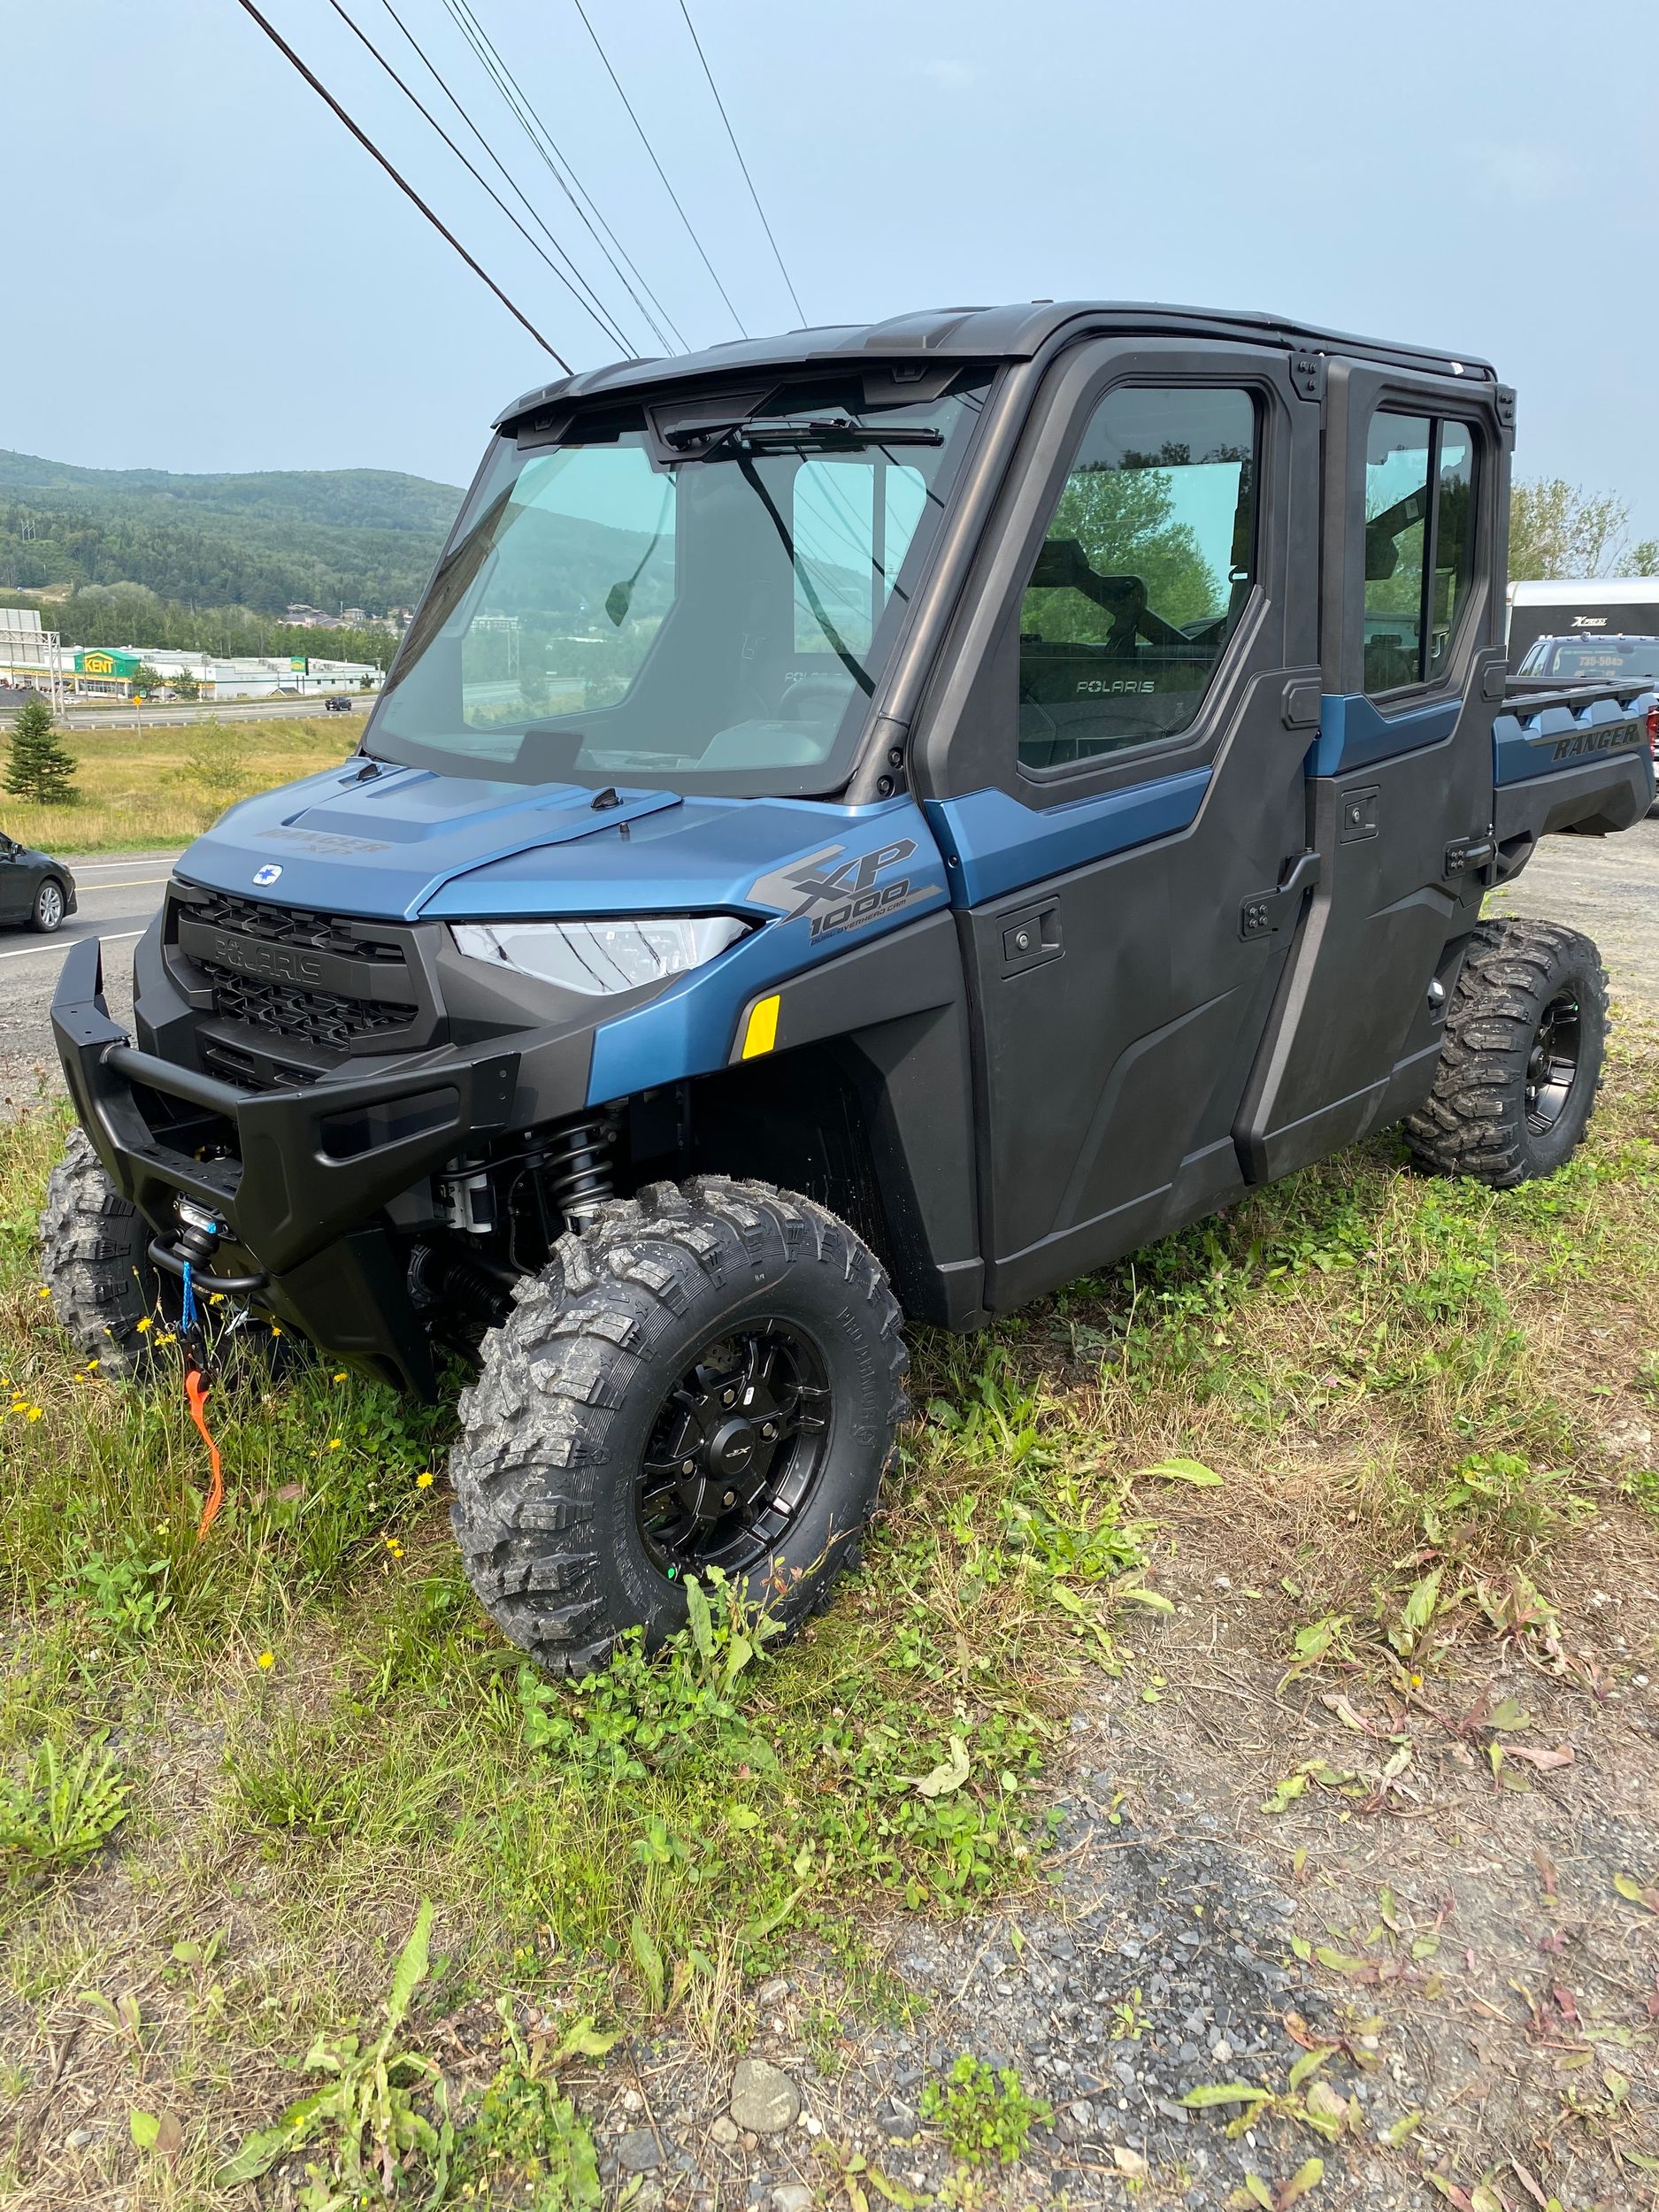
[1234,365,1509,1180]
[916,339,1324,1309]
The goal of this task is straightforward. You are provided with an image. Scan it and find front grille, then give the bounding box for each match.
[198,963,417,1051]
[188,888,406,965]
[167,884,433,1081]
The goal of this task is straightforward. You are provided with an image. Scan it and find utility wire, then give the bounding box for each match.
[371,0,639,352]
[676,0,804,326]
[442,0,687,354]
[570,0,746,339]
[232,0,568,365]
[324,0,637,353]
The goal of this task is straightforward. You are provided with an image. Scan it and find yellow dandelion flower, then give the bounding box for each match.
[333,1371,347,1384]
[270,1325,282,1337]
[36,1285,51,1299]
[86,1359,98,1371]
[416,1470,434,1489]
[27,1407,44,1422]
[156,1332,177,1346]
[327,1437,342,1450]
[257,1650,275,1671]
[135,1317,153,1333]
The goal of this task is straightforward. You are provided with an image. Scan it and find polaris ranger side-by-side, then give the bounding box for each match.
[44,303,1657,1673]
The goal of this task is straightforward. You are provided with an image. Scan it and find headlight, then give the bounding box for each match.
[451,915,749,995]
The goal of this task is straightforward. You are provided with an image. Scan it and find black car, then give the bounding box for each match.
[324,695,355,713]
[0,833,76,932]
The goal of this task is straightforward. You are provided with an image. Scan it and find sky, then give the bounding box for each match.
[4,0,1657,541]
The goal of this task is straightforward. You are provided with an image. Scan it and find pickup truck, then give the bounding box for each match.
[42,301,1657,1673]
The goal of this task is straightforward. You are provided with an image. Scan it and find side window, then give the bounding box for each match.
[1363,411,1479,695]
[1018,386,1258,772]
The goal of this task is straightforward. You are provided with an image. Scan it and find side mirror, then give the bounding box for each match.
[604,580,633,626]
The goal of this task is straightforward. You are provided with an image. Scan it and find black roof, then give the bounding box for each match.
[496,299,1497,426]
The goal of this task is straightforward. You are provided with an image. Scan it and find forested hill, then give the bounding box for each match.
[0,449,463,615]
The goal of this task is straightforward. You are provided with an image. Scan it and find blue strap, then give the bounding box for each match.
[180,1259,197,1334]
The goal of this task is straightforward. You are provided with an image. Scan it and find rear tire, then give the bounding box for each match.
[1403,917,1608,1187]
[31,878,65,933]
[448,1176,908,1677]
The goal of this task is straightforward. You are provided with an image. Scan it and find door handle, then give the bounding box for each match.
[999,896,1062,975]
[1239,850,1322,941]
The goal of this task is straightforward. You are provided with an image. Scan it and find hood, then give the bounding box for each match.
[172,758,936,923]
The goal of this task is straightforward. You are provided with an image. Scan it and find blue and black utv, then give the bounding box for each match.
[43,303,1657,1671]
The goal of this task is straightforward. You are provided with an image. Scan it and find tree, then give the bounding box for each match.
[1508,478,1650,580]
[172,718,246,808]
[170,669,200,700]
[132,663,163,699]
[4,695,80,803]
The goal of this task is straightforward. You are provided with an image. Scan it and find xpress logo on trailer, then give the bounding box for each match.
[749,838,941,945]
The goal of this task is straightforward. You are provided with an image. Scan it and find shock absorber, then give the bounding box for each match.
[546,1116,615,1230]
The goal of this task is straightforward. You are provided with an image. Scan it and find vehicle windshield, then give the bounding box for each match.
[365,373,991,795]
[1520,635,1659,682]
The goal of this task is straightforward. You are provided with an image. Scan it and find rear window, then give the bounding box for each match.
[1523,638,1659,682]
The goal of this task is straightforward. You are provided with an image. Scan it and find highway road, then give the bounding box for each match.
[0,695,373,731]
[0,851,180,1110]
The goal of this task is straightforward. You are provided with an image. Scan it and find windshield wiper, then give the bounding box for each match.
[668,416,944,459]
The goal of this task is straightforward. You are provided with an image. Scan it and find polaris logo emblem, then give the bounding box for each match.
[210,933,323,984]
[252,864,283,886]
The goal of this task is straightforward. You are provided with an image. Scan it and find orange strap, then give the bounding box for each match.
[186,1367,224,1540]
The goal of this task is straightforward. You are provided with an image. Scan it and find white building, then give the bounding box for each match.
[0,607,67,709]
[0,618,385,701]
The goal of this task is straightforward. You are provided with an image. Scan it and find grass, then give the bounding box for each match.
[0,714,353,853]
[1,1028,1657,2201]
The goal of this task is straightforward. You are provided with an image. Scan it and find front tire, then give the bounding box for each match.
[40,1125,288,1379]
[31,878,65,933]
[40,1126,177,1373]
[448,1177,908,1677]
[1404,917,1608,1187]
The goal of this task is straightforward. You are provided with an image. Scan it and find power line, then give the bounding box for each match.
[372,0,641,353]
[675,0,804,326]
[325,0,638,354]
[442,0,687,355]
[570,0,746,339]
[232,0,568,366]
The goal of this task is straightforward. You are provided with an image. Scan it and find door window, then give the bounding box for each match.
[1018,385,1258,770]
[1363,411,1479,694]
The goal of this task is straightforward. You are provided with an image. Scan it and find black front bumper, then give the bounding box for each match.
[52,935,523,1390]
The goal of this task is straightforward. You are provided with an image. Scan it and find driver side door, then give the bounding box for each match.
[917,338,1325,1310]
[0,838,37,925]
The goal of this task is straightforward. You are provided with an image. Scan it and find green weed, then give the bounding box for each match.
[0,1728,129,1876]
[219,1899,454,2206]
[920,2052,1052,2166]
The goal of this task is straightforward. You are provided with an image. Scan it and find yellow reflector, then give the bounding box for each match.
[741,994,780,1059]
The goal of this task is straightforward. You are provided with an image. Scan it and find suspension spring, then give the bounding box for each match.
[546,1116,615,1229]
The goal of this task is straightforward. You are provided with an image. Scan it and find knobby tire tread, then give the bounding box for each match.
[447,1176,908,1677]
[1402,916,1607,1187]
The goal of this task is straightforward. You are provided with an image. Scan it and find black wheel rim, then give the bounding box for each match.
[1525,990,1581,1135]
[636,1321,831,1580]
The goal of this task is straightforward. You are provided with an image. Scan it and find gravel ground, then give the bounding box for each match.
[527,1572,1659,2211]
